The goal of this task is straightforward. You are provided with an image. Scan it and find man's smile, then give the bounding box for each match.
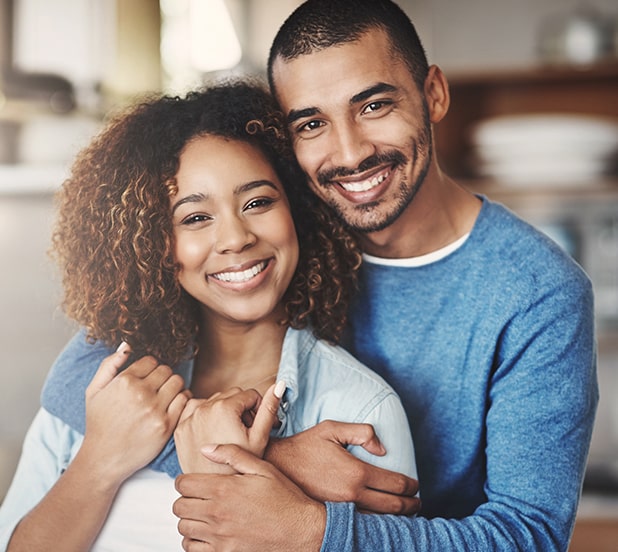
[336,166,391,193]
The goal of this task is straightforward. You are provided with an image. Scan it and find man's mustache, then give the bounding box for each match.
[316,151,408,186]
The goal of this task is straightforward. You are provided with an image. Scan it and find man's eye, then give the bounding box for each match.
[363,100,390,114]
[297,119,323,133]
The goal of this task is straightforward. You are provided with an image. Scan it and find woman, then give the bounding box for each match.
[0,80,416,551]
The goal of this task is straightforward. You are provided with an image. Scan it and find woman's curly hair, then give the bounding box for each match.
[51,79,361,367]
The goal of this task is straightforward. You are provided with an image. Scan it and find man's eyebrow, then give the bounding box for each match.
[287,106,321,125]
[286,83,398,125]
[350,82,397,104]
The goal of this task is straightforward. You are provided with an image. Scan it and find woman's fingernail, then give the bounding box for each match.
[115,341,131,354]
[201,444,217,455]
[274,380,286,399]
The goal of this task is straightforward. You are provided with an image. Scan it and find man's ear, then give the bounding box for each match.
[424,65,450,124]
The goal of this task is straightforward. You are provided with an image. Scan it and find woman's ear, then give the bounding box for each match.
[424,65,450,124]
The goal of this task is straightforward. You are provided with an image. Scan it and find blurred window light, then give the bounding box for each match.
[160,0,242,92]
[190,0,242,72]
[12,0,114,88]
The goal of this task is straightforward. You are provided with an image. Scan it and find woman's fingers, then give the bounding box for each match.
[250,381,285,448]
[178,397,204,424]
[122,355,163,379]
[167,389,192,424]
[86,341,131,397]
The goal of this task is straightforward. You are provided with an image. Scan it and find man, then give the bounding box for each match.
[172,1,598,550]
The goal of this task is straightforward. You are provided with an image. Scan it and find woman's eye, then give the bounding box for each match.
[181,214,211,225]
[245,197,275,211]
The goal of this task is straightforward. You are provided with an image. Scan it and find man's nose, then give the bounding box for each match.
[329,119,375,170]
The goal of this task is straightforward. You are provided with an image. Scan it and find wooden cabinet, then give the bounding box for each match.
[435,62,618,331]
[569,518,618,552]
[435,62,618,178]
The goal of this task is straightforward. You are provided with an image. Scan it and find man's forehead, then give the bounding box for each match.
[271,37,403,116]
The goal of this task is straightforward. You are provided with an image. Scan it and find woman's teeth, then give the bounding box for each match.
[340,172,387,193]
[212,261,266,283]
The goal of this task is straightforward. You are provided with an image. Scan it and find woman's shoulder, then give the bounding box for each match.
[288,327,397,396]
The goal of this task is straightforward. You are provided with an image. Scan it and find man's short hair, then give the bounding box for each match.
[267,0,429,95]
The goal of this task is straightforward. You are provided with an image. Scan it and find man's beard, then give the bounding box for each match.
[315,130,432,234]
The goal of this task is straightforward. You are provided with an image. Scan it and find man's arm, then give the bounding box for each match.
[265,420,418,509]
[175,446,327,552]
[173,278,597,552]
[173,421,419,552]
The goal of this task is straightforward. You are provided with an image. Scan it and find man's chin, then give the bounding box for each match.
[339,206,398,234]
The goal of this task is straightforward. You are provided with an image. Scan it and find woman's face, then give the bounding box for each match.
[171,135,299,327]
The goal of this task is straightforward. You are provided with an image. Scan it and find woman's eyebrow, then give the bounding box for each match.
[171,192,207,214]
[234,180,279,195]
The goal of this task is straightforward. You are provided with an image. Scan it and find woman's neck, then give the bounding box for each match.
[190,318,288,398]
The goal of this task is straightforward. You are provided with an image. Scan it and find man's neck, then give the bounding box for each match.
[359,168,481,259]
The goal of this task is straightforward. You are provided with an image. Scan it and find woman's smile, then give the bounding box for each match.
[209,259,272,286]
[171,135,299,325]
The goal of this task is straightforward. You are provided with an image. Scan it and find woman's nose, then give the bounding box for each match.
[214,215,257,254]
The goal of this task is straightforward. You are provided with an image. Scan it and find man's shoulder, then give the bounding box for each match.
[477,199,591,288]
[39,330,114,433]
[44,329,114,383]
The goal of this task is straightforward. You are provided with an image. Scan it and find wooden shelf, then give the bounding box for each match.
[436,67,618,331]
[463,178,618,199]
[444,61,618,87]
[435,62,618,178]
[569,517,618,552]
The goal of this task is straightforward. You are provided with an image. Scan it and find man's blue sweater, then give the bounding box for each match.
[325,197,598,551]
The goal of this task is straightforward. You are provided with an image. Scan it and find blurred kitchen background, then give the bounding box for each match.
[1,0,617,548]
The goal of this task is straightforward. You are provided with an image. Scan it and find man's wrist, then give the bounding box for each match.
[298,500,327,552]
[264,437,283,465]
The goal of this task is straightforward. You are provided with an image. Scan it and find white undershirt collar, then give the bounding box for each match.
[362,232,470,267]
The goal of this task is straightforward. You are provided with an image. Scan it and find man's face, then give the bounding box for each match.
[272,28,432,233]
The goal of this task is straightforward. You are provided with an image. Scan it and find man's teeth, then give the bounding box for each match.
[212,261,266,283]
[340,172,387,193]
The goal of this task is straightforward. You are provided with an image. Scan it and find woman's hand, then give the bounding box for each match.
[79,343,191,485]
[174,381,285,474]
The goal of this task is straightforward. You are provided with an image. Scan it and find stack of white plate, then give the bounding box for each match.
[470,114,618,187]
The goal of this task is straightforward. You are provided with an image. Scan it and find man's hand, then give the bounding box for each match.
[172,421,420,552]
[174,445,326,552]
[266,420,420,514]
[174,381,285,474]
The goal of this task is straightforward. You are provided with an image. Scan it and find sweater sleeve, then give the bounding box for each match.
[320,275,597,551]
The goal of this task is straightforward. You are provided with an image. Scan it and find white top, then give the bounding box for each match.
[94,470,181,551]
